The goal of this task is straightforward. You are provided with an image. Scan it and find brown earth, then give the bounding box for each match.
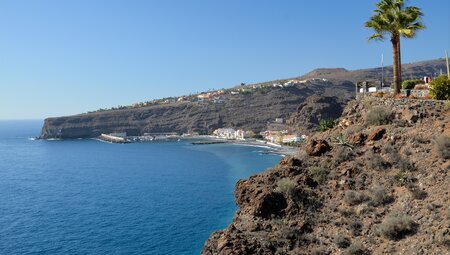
[202,97,449,255]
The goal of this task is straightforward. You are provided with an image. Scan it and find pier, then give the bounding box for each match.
[98,133,130,143]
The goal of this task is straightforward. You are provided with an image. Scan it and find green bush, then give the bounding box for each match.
[380,215,417,240]
[429,75,450,100]
[275,178,296,197]
[308,166,330,184]
[365,106,392,126]
[319,119,336,132]
[402,80,418,90]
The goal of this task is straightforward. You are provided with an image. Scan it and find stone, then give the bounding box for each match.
[347,133,367,145]
[306,139,331,156]
[367,128,386,141]
[402,109,419,123]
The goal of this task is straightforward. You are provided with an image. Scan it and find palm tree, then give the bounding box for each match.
[365,0,425,95]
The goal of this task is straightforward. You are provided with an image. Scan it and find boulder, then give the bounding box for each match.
[306,139,331,156]
[347,133,367,145]
[367,128,386,141]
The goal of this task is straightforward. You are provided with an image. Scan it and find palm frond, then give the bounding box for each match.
[368,33,385,41]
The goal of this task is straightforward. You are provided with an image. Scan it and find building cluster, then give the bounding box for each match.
[213,117,306,146]
[213,128,253,140]
[271,78,327,88]
[91,77,330,113]
[357,76,433,94]
[260,130,306,144]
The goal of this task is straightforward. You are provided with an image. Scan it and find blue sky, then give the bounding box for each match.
[0,0,449,119]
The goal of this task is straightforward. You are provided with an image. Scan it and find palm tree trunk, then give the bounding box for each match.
[397,37,402,91]
[391,34,401,95]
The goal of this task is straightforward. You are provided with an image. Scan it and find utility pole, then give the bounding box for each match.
[446,50,450,79]
[381,53,384,88]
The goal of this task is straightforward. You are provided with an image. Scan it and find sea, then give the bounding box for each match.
[0,120,281,255]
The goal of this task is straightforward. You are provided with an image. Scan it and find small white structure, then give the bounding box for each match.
[275,118,284,124]
[213,97,224,104]
[282,135,304,143]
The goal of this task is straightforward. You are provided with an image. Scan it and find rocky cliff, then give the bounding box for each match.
[40,59,446,139]
[202,97,449,254]
[40,80,354,139]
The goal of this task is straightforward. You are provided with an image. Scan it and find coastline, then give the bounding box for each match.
[38,135,298,156]
[189,136,298,156]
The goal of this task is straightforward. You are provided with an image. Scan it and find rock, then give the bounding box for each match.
[402,109,419,123]
[347,133,367,145]
[235,179,287,219]
[306,139,331,156]
[279,157,302,167]
[367,127,386,141]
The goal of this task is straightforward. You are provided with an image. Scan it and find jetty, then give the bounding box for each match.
[98,133,130,143]
[191,141,227,145]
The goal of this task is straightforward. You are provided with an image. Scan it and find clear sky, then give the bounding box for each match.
[1,0,449,119]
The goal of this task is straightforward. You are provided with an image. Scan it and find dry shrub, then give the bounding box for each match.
[414,84,429,90]
[345,190,367,206]
[342,241,367,255]
[365,151,389,170]
[308,166,330,184]
[370,185,393,206]
[334,146,353,164]
[380,215,417,240]
[335,234,351,248]
[365,106,392,126]
[435,135,450,159]
[422,94,433,100]
[406,184,427,200]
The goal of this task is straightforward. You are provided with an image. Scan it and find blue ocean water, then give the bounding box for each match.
[0,120,281,255]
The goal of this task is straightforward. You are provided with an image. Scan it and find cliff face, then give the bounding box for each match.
[202,97,449,255]
[40,80,354,139]
[40,59,445,139]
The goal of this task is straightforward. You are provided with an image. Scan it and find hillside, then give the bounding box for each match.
[202,97,450,255]
[39,59,445,139]
[40,80,354,139]
[301,59,446,83]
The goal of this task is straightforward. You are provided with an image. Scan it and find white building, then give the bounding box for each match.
[213,128,237,139]
[275,118,284,124]
[282,135,304,143]
[213,128,250,140]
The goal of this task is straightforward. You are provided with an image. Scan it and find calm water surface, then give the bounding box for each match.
[0,120,281,254]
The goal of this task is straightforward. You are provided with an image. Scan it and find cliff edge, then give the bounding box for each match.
[202,97,449,255]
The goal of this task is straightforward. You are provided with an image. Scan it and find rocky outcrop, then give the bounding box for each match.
[287,95,348,136]
[203,97,450,255]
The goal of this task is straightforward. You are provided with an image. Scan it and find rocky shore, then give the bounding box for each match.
[202,97,449,255]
